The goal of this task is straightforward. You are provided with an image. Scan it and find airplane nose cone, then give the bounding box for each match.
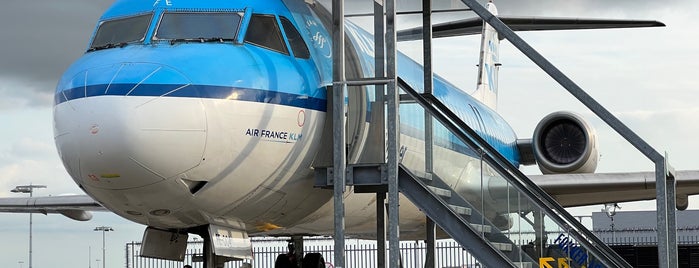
[54,63,207,190]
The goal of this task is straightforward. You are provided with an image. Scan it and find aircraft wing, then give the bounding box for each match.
[2,172,697,222]
[397,16,665,41]
[529,170,699,209]
[0,194,106,221]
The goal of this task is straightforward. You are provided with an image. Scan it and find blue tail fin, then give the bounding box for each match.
[472,1,500,110]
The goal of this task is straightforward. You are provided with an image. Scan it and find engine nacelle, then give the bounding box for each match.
[532,112,598,174]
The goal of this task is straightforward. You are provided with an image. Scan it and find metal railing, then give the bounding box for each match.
[125,236,699,268]
[125,238,486,268]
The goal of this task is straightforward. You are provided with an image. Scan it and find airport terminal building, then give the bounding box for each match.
[592,210,699,244]
[592,210,699,268]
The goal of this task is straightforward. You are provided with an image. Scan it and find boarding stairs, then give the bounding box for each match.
[316,76,632,267]
[395,77,631,267]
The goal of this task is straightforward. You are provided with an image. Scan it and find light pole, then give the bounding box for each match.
[94,226,113,268]
[12,184,46,268]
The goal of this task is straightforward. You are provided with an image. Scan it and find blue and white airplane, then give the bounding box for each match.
[2,0,698,264]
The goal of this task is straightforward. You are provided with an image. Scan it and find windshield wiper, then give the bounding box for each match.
[202,37,235,43]
[87,42,128,52]
[168,37,234,45]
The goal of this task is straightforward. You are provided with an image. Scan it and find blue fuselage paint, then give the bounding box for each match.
[56,0,520,166]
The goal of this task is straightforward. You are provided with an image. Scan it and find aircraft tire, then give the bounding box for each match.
[301,253,325,268]
[275,254,298,268]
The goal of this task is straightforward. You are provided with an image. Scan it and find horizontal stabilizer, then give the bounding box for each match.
[398,16,665,41]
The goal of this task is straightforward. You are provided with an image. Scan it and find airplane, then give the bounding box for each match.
[1,0,698,267]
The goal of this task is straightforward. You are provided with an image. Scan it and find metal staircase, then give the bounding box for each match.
[316,76,634,267]
[394,77,632,267]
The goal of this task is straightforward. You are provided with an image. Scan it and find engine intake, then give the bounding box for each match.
[533,112,598,174]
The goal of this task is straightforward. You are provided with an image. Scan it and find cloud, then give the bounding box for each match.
[9,138,56,159]
[616,108,699,151]
[0,122,77,198]
[0,156,76,197]
[0,136,65,197]
[582,108,699,172]
[0,76,55,109]
[0,1,112,109]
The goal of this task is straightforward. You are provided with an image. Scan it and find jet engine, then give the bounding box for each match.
[532,112,599,174]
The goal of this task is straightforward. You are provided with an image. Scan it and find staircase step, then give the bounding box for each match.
[470,223,492,233]
[426,186,451,198]
[448,205,471,216]
[491,242,513,252]
[412,170,428,180]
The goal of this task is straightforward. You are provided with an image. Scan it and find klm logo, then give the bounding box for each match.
[487,39,499,62]
[484,38,499,93]
[484,63,496,92]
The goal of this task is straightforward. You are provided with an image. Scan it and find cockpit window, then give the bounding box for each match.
[90,14,152,51]
[154,12,242,41]
[280,17,310,59]
[245,15,288,54]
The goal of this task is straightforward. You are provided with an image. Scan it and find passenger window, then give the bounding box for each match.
[154,12,241,41]
[245,15,288,54]
[280,17,310,59]
[90,14,152,50]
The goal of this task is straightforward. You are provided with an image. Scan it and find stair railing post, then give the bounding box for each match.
[331,0,346,266]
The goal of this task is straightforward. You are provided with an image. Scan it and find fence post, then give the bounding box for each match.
[125,242,129,268]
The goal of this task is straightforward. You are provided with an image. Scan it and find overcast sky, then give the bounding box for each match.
[1,0,697,267]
